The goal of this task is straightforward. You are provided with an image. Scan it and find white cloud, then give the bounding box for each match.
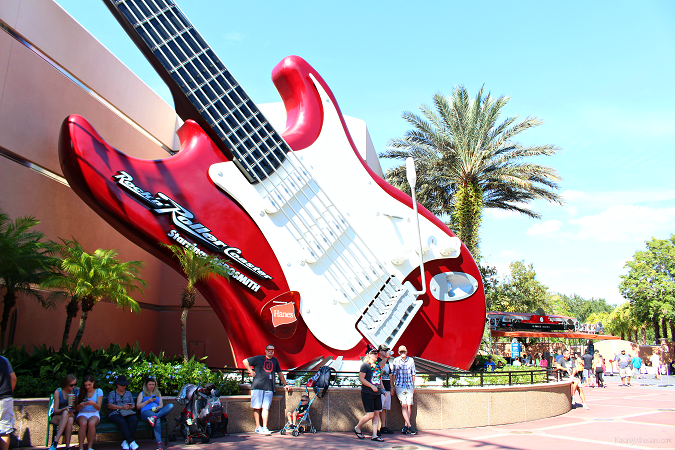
[569,204,675,243]
[499,250,521,258]
[224,32,245,42]
[561,189,675,210]
[561,190,587,202]
[564,205,578,216]
[526,219,562,236]
[492,263,511,279]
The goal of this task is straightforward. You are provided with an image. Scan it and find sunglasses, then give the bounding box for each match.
[399,351,407,354]
[69,383,77,387]
[266,348,275,351]
[368,351,378,355]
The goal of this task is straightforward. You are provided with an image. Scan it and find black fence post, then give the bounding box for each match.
[480,372,484,387]
[531,371,534,384]
[509,371,512,386]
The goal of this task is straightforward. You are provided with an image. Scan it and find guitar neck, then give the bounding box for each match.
[105,0,288,183]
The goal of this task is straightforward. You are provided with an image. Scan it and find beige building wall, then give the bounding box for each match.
[0,0,235,366]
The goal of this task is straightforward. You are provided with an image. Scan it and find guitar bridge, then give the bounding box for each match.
[356,280,423,350]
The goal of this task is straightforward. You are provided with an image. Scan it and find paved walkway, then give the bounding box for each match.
[48,373,675,450]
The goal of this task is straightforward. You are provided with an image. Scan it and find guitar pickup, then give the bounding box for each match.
[357,281,423,350]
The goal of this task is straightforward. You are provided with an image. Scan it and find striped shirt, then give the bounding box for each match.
[392,356,416,389]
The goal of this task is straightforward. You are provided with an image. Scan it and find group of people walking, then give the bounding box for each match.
[353,344,418,442]
[48,375,173,450]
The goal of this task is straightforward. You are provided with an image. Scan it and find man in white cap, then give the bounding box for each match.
[616,349,633,386]
[391,345,417,435]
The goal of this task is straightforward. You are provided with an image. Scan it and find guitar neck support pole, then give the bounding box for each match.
[406,157,426,296]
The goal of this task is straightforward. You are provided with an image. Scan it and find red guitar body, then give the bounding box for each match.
[59,56,485,368]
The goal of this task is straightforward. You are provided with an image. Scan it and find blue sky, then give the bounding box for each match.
[54,0,675,306]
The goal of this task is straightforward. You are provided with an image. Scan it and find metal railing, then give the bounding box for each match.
[209,367,550,388]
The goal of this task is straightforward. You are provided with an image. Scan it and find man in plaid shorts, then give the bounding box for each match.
[391,345,418,435]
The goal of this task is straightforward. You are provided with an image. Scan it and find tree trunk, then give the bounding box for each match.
[181,308,189,362]
[61,297,80,349]
[72,295,95,348]
[653,318,661,344]
[620,331,625,340]
[450,183,483,258]
[670,322,675,342]
[662,317,668,342]
[633,329,638,344]
[72,310,89,348]
[0,290,17,350]
[640,326,647,345]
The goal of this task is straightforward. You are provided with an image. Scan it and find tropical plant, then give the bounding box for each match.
[605,302,635,341]
[43,272,81,350]
[619,235,675,343]
[161,244,229,362]
[0,343,239,398]
[0,209,59,348]
[54,239,146,347]
[381,86,563,257]
[549,294,614,323]
[486,261,551,313]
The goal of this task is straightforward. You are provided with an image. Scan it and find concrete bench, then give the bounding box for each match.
[46,395,167,447]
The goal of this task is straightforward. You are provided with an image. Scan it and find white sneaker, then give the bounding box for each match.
[129,442,139,450]
[582,404,590,410]
[121,442,129,450]
[254,427,262,434]
[260,427,272,435]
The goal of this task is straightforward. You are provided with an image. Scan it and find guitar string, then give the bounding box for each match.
[147,0,408,329]
[111,0,391,322]
[115,0,409,333]
[116,0,399,319]
[118,0,406,331]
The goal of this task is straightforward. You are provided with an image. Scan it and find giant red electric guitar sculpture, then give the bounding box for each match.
[58,0,486,369]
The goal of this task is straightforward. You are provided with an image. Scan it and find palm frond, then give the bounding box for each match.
[380,86,563,253]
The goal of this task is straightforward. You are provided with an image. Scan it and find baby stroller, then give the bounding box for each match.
[280,366,336,437]
[171,383,223,444]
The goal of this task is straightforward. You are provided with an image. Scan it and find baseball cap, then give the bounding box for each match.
[377,344,390,352]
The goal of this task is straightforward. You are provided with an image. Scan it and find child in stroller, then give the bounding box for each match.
[280,389,316,436]
[280,366,337,437]
[170,383,224,444]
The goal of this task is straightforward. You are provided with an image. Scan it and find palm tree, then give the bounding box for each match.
[42,270,81,349]
[55,239,145,348]
[161,244,229,362]
[381,86,563,257]
[606,302,634,340]
[0,209,59,348]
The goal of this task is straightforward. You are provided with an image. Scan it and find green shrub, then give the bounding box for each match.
[472,354,508,369]
[1,344,239,398]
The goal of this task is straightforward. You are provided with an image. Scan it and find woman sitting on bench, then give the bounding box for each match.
[48,374,79,450]
[107,375,139,450]
[74,375,103,450]
[136,376,174,450]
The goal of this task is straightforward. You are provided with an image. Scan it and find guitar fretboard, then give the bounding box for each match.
[110,0,288,182]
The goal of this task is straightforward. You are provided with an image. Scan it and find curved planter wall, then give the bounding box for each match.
[12,382,572,447]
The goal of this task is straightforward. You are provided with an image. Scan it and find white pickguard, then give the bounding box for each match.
[208,76,460,350]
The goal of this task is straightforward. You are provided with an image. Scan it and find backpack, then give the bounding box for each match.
[310,366,337,398]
